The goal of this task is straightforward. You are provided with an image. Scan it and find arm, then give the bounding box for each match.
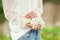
[25,0,43,18]
[23,0,45,30]
[2,0,17,21]
[2,0,20,26]
[33,0,45,29]
[33,0,43,17]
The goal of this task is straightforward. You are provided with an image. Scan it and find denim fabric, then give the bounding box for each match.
[18,30,41,40]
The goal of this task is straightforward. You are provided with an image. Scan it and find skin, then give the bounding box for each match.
[25,11,41,30]
[25,12,37,19]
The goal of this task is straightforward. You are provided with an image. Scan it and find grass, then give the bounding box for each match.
[42,26,60,40]
[0,26,60,40]
[0,33,12,40]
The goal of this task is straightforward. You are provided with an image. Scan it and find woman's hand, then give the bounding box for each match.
[25,11,37,19]
[25,11,41,30]
[32,24,41,30]
[26,22,41,30]
[26,22,32,28]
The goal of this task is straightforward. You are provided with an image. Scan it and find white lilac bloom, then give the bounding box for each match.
[20,18,32,29]
[31,18,45,28]
[20,17,45,29]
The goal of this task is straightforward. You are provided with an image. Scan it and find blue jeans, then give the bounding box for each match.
[18,30,41,40]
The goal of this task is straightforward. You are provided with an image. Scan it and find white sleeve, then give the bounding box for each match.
[2,0,21,26]
[33,0,45,29]
[2,0,32,29]
[33,0,43,17]
[2,0,17,21]
[39,17,45,29]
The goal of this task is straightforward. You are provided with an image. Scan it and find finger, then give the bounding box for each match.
[31,15,37,18]
[25,12,37,19]
[25,14,33,19]
[32,24,41,30]
[27,14,37,19]
[38,24,41,27]
[37,24,41,29]
[32,26,38,30]
[25,12,33,17]
[26,22,32,28]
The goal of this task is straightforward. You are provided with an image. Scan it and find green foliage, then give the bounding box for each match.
[0,33,12,40]
[42,26,60,40]
[0,10,6,24]
[43,0,60,4]
[43,0,49,3]
[0,0,6,24]
[0,0,2,8]
[0,12,6,24]
[50,0,60,4]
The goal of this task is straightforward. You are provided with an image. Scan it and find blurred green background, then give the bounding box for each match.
[0,0,60,40]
